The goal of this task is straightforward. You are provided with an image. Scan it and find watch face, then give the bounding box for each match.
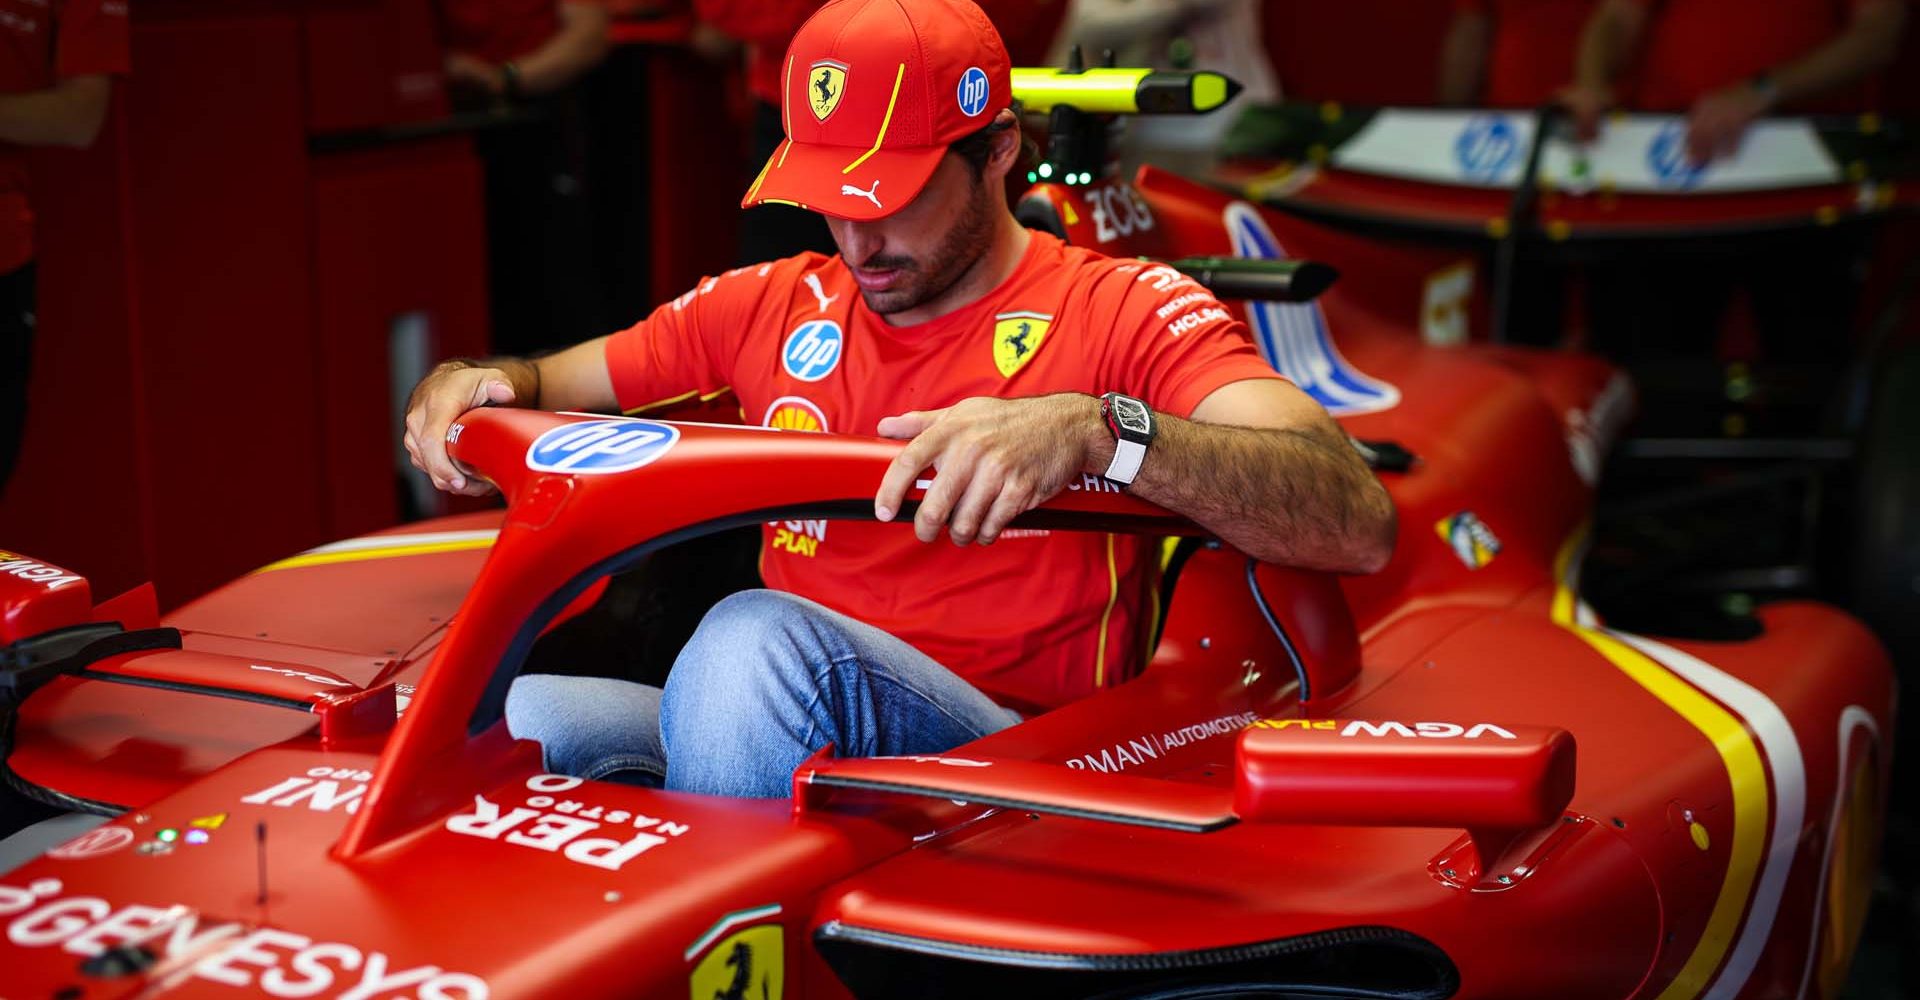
[1112,395,1152,435]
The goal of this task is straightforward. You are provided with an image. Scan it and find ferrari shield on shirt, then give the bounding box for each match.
[603,231,1280,713]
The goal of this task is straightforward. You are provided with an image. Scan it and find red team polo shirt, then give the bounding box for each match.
[440,0,561,65]
[1626,0,1883,112]
[0,0,129,275]
[1454,0,1595,108]
[604,232,1279,713]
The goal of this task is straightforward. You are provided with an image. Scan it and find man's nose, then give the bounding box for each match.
[837,222,886,264]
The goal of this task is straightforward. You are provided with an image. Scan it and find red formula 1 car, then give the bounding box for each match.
[0,78,1898,1000]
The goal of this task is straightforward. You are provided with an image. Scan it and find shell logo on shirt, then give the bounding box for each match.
[782,320,844,382]
[808,60,848,122]
[763,396,829,433]
[992,311,1052,378]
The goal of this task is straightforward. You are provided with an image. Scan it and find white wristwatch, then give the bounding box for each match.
[1100,392,1156,486]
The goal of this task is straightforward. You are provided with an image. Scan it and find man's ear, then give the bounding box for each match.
[985,108,1022,181]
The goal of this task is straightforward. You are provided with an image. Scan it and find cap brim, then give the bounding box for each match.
[740,139,947,222]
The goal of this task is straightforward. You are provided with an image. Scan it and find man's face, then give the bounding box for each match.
[825,152,997,318]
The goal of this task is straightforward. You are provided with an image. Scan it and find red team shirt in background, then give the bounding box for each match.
[0,0,129,275]
[605,231,1280,714]
[1453,0,1595,108]
[1625,0,1889,112]
[439,0,563,65]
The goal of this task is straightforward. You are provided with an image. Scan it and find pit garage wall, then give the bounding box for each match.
[1,0,491,606]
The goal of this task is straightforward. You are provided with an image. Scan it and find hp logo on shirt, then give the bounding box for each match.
[1454,115,1519,182]
[1647,122,1707,189]
[957,66,990,117]
[526,419,680,474]
[782,320,843,382]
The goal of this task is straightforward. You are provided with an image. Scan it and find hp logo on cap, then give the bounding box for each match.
[957,67,990,117]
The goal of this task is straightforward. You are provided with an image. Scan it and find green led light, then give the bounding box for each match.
[1037,163,1053,179]
[157,828,178,843]
[1026,171,1037,183]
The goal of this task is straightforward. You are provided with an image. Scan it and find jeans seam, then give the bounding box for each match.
[581,754,666,782]
[823,653,1005,742]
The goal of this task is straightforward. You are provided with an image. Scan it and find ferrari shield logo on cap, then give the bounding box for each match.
[808,60,848,122]
[992,311,1051,378]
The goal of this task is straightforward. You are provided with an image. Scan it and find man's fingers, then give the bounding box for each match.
[876,408,941,440]
[913,449,976,544]
[874,429,944,521]
[479,378,516,407]
[975,481,1034,545]
[946,465,1005,546]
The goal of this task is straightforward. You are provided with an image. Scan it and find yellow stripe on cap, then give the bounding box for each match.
[1550,527,1770,999]
[782,54,794,138]
[744,148,777,203]
[843,63,906,175]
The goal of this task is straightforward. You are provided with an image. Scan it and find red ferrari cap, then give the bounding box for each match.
[740,0,1013,221]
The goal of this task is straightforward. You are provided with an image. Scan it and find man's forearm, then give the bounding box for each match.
[1437,12,1490,106]
[1770,1,1906,105]
[0,77,112,148]
[1573,0,1642,91]
[1086,406,1396,573]
[516,4,612,95]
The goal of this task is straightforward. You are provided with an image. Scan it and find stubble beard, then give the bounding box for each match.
[857,177,996,317]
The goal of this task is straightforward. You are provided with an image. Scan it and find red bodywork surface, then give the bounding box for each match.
[0,178,1895,1000]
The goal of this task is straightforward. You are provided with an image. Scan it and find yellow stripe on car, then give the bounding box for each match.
[257,531,499,573]
[1551,528,1769,999]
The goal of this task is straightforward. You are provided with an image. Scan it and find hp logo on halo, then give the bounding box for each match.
[783,320,843,382]
[1454,115,1518,182]
[957,67,990,117]
[527,419,679,474]
[1647,123,1706,189]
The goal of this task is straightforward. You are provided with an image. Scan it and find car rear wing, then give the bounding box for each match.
[797,719,1574,881]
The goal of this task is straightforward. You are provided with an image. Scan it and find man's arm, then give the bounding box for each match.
[447,1,612,98]
[872,379,1396,575]
[0,75,112,149]
[402,336,618,495]
[1685,0,1907,161]
[1558,0,1646,136]
[1437,7,1491,106]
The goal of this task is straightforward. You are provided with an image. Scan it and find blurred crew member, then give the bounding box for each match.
[697,0,1064,265]
[0,0,127,495]
[439,0,612,354]
[1438,0,1595,107]
[405,0,1394,799]
[1558,0,1907,161]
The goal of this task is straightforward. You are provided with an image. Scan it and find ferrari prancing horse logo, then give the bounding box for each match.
[808,60,848,122]
[992,311,1052,378]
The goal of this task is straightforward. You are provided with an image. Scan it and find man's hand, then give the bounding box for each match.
[445,53,506,98]
[1554,82,1614,141]
[403,363,519,496]
[1685,82,1771,164]
[874,395,1099,546]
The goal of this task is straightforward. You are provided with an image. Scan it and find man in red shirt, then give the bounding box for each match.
[1438,0,1596,108]
[404,0,1394,797]
[0,0,127,496]
[1557,0,1907,160]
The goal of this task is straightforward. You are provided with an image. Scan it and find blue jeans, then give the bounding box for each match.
[505,590,1023,798]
